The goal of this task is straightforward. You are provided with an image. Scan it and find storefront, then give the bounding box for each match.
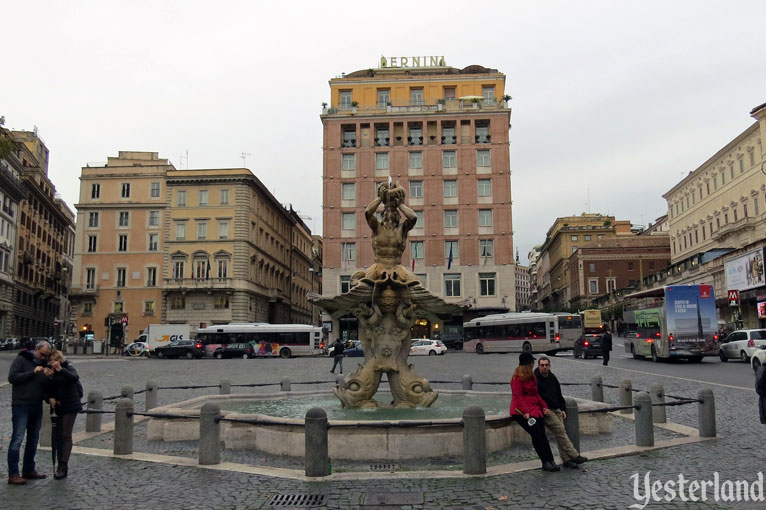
[724,246,765,330]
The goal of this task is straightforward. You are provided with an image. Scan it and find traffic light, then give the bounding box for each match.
[82,325,88,332]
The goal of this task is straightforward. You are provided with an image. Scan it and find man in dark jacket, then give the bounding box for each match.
[756,365,766,425]
[535,356,588,469]
[601,327,613,366]
[7,340,53,484]
[329,339,345,374]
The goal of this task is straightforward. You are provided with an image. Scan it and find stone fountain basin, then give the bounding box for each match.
[146,390,613,460]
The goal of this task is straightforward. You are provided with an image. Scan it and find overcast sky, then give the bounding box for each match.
[3,1,765,264]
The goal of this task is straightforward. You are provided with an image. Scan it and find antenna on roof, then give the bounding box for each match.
[586,187,591,213]
[241,152,252,168]
[179,150,189,169]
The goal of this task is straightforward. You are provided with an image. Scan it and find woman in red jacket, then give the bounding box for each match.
[510,352,559,472]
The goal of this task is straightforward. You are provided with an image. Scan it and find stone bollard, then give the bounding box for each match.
[219,379,231,395]
[563,397,580,453]
[634,392,654,447]
[120,386,134,401]
[281,378,292,392]
[698,388,716,438]
[40,405,53,447]
[462,406,486,475]
[462,375,473,391]
[590,376,604,402]
[198,402,221,465]
[86,391,103,433]
[145,381,158,412]
[649,383,666,423]
[335,374,345,388]
[114,398,134,455]
[619,379,633,414]
[304,407,329,477]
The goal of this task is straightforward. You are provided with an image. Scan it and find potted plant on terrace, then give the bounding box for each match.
[322,102,328,114]
[351,101,359,113]
[437,98,445,111]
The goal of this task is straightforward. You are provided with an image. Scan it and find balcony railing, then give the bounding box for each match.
[712,216,758,240]
[324,98,509,116]
[163,277,233,290]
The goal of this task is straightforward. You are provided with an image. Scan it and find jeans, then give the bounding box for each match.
[7,404,43,476]
[603,350,610,365]
[331,355,343,373]
[512,414,554,464]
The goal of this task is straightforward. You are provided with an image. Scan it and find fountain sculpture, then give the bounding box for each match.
[311,181,465,408]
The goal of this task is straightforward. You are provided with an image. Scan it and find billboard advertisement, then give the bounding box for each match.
[665,285,717,342]
[725,247,766,292]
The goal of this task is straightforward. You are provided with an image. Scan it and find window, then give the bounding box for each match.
[194,258,208,279]
[340,275,352,294]
[116,268,126,287]
[588,278,598,294]
[146,267,156,287]
[342,183,356,200]
[444,274,461,297]
[712,175,717,190]
[409,151,422,169]
[148,233,158,251]
[410,88,423,106]
[479,272,496,296]
[343,129,356,147]
[217,259,228,278]
[148,211,160,227]
[571,235,578,241]
[444,210,458,228]
[91,183,100,199]
[341,242,356,262]
[119,211,129,227]
[83,303,93,314]
[151,182,161,198]
[218,221,229,239]
[197,221,207,239]
[87,235,97,252]
[175,222,186,240]
[170,296,185,310]
[408,126,422,145]
[342,212,356,230]
[584,235,591,241]
[415,211,424,228]
[177,190,187,206]
[477,150,490,167]
[480,239,494,257]
[755,198,760,216]
[375,127,389,146]
[411,241,424,259]
[628,262,634,270]
[220,189,229,205]
[482,86,495,100]
[375,153,389,170]
[118,234,128,252]
[342,154,355,171]
[443,180,457,198]
[478,209,492,227]
[444,240,458,259]
[172,261,185,279]
[572,246,578,253]
[409,181,423,199]
[442,126,456,144]
[443,151,456,168]
[376,89,390,108]
[478,179,492,197]
[339,91,352,108]
[144,300,156,314]
[475,125,489,143]
[86,268,96,289]
[121,183,130,198]
[214,296,230,309]
[114,302,124,313]
[444,87,456,100]
[88,212,99,228]
[589,263,595,272]
[199,190,208,206]
[606,279,616,293]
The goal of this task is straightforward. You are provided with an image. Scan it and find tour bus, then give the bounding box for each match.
[195,323,324,358]
[463,312,559,354]
[622,285,718,362]
[550,312,583,351]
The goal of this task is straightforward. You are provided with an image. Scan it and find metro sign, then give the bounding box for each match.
[728,289,740,306]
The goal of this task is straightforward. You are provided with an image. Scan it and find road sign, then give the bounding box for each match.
[727,289,739,306]
[120,315,128,325]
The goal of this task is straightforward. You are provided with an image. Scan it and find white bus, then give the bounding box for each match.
[195,323,324,358]
[463,312,560,354]
[551,312,583,351]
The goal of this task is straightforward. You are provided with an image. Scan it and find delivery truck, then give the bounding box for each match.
[134,324,191,350]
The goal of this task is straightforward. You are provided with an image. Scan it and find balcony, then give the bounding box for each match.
[712,216,758,240]
[163,277,233,291]
[322,98,509,117]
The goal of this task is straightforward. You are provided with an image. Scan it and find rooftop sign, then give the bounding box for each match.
[380,55,446,68]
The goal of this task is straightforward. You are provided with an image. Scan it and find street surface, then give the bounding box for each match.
[1,341,763,509]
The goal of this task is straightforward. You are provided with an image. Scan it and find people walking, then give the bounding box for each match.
[510,352,559,472]
[44,350,83,480]
[7,340,53,485]
[534,356,588,469]
[756,365,766,425]
[602,326,613,366]
[329,339,345,374]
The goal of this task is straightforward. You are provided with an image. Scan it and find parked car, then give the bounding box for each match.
[409,339,447,356]
[439,333,464,350]
[0,339,11,350]
[751,347,766,373]
[154,340,204,359]
[718,329,766,362]
[213,343,255,359]
[123,341,150,357]
[573,333,604,359]
[343,341,364,357]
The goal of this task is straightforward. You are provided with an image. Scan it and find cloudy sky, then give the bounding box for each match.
[3,1,765,264]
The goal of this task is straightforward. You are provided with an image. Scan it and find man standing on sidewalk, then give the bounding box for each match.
[7,340,53,484]
[534,356,588,469]
[329,338,345,374]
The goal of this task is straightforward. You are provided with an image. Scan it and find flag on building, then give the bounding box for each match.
[412,258,415,272]
[447,243,453,270]
[206,260,211,279]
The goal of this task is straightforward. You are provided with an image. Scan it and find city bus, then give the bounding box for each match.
[463,312,559,354]
[195,323,324,358]
[622,285,718,362]
[551,312,583,351]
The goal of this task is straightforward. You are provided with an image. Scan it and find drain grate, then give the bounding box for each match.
[368,463,398,471]
[267,494,326,507]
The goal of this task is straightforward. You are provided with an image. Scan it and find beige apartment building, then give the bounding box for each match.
[662,102,766,328]
[321,59,514,341]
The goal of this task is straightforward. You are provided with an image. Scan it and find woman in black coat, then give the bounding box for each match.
[44,351,83,479]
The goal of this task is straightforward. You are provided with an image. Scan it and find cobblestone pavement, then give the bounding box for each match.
[2,352,763,509]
